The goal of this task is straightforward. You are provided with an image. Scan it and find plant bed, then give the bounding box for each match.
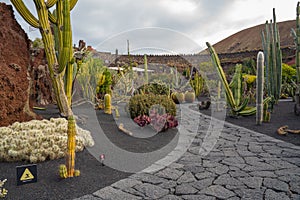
[191,100,300,146]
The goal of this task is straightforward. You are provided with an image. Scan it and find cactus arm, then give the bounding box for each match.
[206,42,236,109]
[48,11,57,24]
[46,0,58,8]
[10,0,40,28]
[70,0,79,10]
[144,54,148,85]
[58,0,72,73]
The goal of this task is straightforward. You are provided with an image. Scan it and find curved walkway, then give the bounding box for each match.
[74,103,300,200]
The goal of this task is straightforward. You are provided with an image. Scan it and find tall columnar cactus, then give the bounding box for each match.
[256,52,264,125]
[291,1,300,116]
[144,54,148,85]
[206,42,254,116]
[10,0,79,178]
[261,8,283,109]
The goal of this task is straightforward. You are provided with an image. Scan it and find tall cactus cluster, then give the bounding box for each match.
[261,8,283,109]
[291,1,300,116]
[10,0,79,178]
[206,42,255,116]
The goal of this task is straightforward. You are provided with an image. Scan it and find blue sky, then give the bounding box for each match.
[2,0,298,54]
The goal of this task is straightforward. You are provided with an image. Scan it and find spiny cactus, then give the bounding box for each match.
[104,94,112,114]
[261,8,282,110]
[10,0,80,178]
[256,52,264,125]
[206,42,254,116]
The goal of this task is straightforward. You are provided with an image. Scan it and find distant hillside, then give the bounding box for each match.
[212,20,296,54]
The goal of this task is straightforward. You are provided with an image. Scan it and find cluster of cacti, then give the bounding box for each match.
[129,94,176,119]
[261,8,283,109]
[0,118,94,163]
[189,71,205,98]
[0,179,7,198]
[206,42,255,116]
[96,68,113,100]
[171,92,185,104]
[59,164,80,179]
[291,2,300,115]
[10,0,80,178]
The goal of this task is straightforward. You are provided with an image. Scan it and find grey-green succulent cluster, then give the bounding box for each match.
[0,118,94,163]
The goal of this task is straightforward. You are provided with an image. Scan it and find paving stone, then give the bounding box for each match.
[131,173,167,184]
[208,164,230,175]
[199,185,235,199]
[289,182,300,194]
[182,164,205,174]
[249,171,277,178]
[111,178,142,190]
[177,171,197,184]
[191,178,214,191]
[156,168,184,180]
[278,174,300,183]
[93,186,142,200]
[275,168,300,176]
[237,150,256,157]
[235,188,265,199]
[222,156,246,168]
[229,170,250,178]
[175,183,198,195]
[181,195,216,200]
[73,195,103,200]
[263,178,289,192]
[159,180,177,189]
[238,177,263,189]
[195,171,216,180]
[214,174,243,187]
[168,163,184,169]
[134,183,169,199]
[122,188,146,198]
[265,159,298,169]
[159,194,182,200]
[202,160,220,168]
[265,189,290,200]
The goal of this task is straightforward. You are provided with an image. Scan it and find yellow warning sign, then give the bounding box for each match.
[20,168,34,181]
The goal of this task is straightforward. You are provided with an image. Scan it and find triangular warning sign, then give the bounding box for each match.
[20,168,34,181]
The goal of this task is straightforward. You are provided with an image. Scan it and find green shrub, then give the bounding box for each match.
[129,94,176,119]
[133,82,169,96]
[282,63,297,83]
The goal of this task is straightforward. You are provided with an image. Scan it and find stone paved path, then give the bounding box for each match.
[74,104,300,200]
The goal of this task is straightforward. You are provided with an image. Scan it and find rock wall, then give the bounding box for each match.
[0,3,38,126]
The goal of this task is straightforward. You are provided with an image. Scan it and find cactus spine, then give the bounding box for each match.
[261,8,282,109]
[256,52,264,125]
[104,94,112,114]
[10,0,79,178]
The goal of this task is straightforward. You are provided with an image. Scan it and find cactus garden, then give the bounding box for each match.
[0,0,300,199]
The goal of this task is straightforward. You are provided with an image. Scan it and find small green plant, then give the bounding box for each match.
[0,179,7,198]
